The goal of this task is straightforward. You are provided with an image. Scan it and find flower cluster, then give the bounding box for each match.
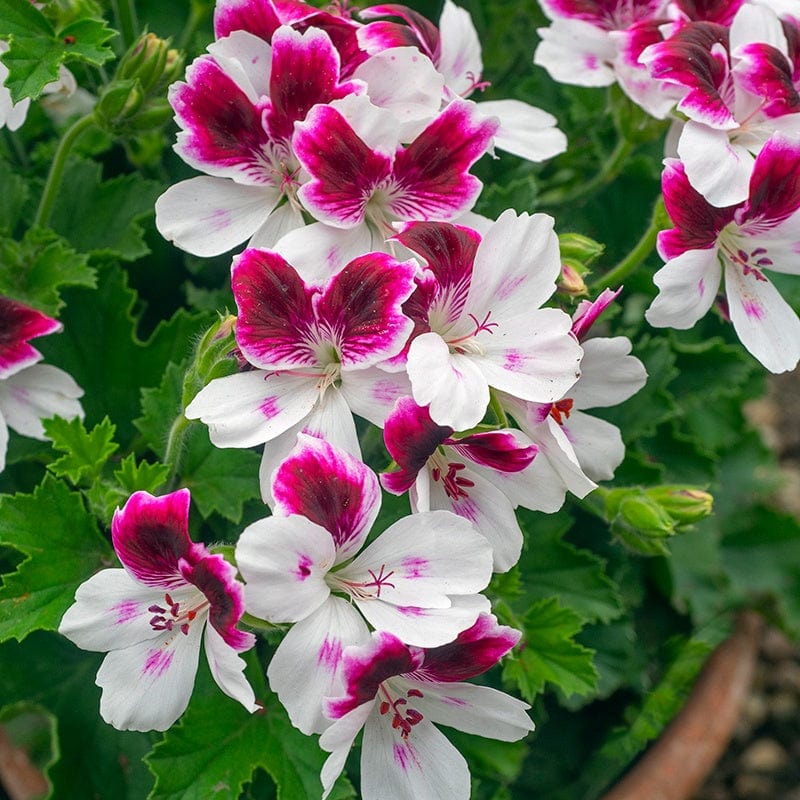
[59,1,651,797]
[536,0,800,372]
[0,295,83,472]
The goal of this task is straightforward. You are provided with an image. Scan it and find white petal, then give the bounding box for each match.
[730,4,788,54]
[569,337,647,410]
[534,20,617,87]
[564,410,625,482]
[407,333,489,430]
[339,368,412,427]
[268,597,370,734]
[96,620,204,731]
[184,370,318,448]
[58,569,165,652]
[428,470,523,573]
[438,0,482,98]
[207,31,273,100]
[204,624,258,713]
[360,704,471,800]
[354,48,444,141]
[248,201,306,251]
[645,248,722,330]
[0,364,83,439]
[677,123,753,208]
[412,681,534,741]
[478,100,566,162]
[725,261,800,373]
[0,409,7,473]
[155,177,279,257]
[342,509,493,607]
[354,593,491,649]
[329,93,401,155]
[320,702,375,799]
[236,516,335,622]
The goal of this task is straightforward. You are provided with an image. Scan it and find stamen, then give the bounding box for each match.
[549,398,574,425]
[147,592,208,635]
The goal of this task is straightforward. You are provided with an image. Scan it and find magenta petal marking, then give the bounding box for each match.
[171,58,273,182]
[401,556,429,579]
[741,134,800,229]
[658,159,736,259]
[674,0,744,24]
[571,287,622,340]
[448,431,537,473]
[143,648,174,677]
[541,0,665,30]
[265,26,362,143]
[112,490,205,589]
[409,613,520,682]
[112,600,142,625]
[388,100,498,221]
[294,104,394,227]
[383,396,451,475]
[318,637,343,669]
[358,4,440,59]
[735,43,800,119]
[272,436,380,555]
[315,254,416,367]
[214,0,284,40]
[232,249,318,368]
[0,297,61,379]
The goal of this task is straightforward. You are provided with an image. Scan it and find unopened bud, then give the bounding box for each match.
[558,233,604,265]
[646,486,713,525]
[94,79,144,129]
[605,487,676,556]
[558,261,588,297]
[181,315,241,409]
[117,32,170,94]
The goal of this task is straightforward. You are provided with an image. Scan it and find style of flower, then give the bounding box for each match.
[155,24,363,257]
[0,296,83,472]
[319,615,534,800]
[381,396,537,571]
[641,4,800,206]
[58,489,257,732]
[395,212,583,431]
[646,134,800,373]
[235,435,494,735]
[184,246,417,500]
[358,0,568,162]
[499,289,648,512]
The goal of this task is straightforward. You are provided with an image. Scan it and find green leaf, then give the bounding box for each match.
[0,228,96,315]
[114,454,170,495]
[518,510,623,624]
[146,657,354,800]
[0,632,154,798]
[0,4,115,102]
[44,415,118,484]
[50,159,162,261]
[502,597,598,702]
[0,474,113,642]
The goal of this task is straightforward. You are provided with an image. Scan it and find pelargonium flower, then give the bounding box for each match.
[184,246,416,500]
[499,289,648,512]
[58,489,257,732]
[641,4,800,206]
[395,212,583,430]
[319,615,533,800]
[381,396,537,571]
[646,134,800,373]
[0,296,83,472]
[235,435,494,734]
[155,25,363,257]
[358,1,568,162]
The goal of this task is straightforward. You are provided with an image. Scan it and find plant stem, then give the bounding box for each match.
[592,195,666,292]
[33,114,95,228]
[538,138,634,207]
[164,413,190,488]
[179,1,211,52]
[112,0,139,49]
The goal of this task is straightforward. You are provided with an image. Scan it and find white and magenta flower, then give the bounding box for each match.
[58,489,257,732]
[155,24,363,257]
[381,396,537,571]
[235,435,494,734]
[646,134,800,373]
[641,4,800,205]
[499,289,647,512]
[319,615,533,800]
[0,296,83,472]
[185,246,416,499]
[395,212,583,430]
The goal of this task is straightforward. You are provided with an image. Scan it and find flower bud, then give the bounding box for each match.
[605,487,676,556]
[558,233,604,266]
[558,261,588,297]
[645,486,713,525]
[181,315,241,409]
[116,32,170,94]
[94,79,144,129]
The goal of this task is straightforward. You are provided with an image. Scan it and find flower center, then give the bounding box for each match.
[446,310,498,355]
[327,563,396,600]
[429,451,475,500]
[718,231,771,282]
[379,684,424,739]
[148,592,208,637]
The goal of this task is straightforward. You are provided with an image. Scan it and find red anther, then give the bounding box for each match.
[165,594,174,606]
[187,610,197,621]
[405,709,423,725]
[380,701,390,715]
[148,604,166,613]
[180,623,190,636]
[431,467,441,481]
[407,688,423,698]
[549,398,574,425]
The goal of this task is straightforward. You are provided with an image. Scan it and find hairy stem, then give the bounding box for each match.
[164,413,191,489]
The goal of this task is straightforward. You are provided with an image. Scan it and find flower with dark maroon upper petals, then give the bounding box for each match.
[59,489,257,732]
[318,615,533,800]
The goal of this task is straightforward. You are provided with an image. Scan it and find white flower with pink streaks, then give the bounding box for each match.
[358,1,568,162]
[646,134,800,373]
[395,213,583,431]
[641,4,800,206]
[59,489,257,732]
[184,246,416,501]
[155,24,364,257]
[499,289,647,513]
[381,396,537,572]
[0,296,84,472]
[235,436,494,735]
[319,615,533,800]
